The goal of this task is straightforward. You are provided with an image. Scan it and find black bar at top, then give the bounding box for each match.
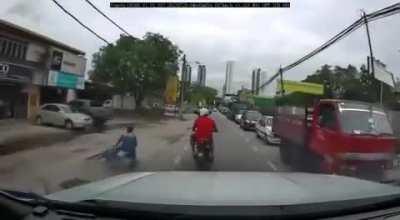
[110,2,290,8]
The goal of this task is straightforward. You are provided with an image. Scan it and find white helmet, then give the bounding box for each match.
[199,108,209,116]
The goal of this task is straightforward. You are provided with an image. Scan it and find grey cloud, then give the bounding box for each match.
[1,1,399,92]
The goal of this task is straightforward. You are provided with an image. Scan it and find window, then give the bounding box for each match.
[0,37,27,60]
[318,105,337,129]
[43,105,59,112]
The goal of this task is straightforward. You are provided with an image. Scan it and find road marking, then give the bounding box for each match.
[267,161,278,171]
[245,137,250,143]
[251,145,259,152]
[173,155,182,165]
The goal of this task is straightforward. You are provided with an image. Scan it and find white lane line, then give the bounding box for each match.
[173,155,182,165]
[267,160,278,171]
[251,145,259,152]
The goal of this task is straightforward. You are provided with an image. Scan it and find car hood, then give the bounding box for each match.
[47,172,400,206]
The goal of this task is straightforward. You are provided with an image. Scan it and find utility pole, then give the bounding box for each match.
[178,55,186,120]
[279,67,284,95]
[362,10,381,104]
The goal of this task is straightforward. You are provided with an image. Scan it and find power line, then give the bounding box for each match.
[51,0,111,45]
[259,2,400,90]
[83,0,135,38]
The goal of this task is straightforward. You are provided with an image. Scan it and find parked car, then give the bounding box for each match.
[68,99,113,127]
[255,115,281,145]
[234,109,246,124]
[240,110,262,130]
[36,103,92,129]
[229,102,249,121]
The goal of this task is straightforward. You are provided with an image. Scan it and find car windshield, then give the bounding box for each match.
[246,111,262,120]
[2,1,400,215]
[339,104,393,135]
[59,106,74,113]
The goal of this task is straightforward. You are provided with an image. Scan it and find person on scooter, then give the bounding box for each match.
[105,125,137,162]
[116,125,138,159]
[192,108,218,157]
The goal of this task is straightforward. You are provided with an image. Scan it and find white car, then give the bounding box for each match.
[36,104,93,129]
[255,115,281,145]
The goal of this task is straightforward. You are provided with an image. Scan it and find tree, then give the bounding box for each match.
[91,33,182,106]
[302,63,397,104]
[188,85,218,106]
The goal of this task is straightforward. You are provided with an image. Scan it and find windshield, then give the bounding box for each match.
[2,0,400,214]
[339,109,393,135]
[59,106,74,113]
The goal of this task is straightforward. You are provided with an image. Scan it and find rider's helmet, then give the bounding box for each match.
[199,107,209,116]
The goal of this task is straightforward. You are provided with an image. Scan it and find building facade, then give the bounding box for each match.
[0,19,86,120]
[251,68,261,95]
[197,64,206,87]
[183,63,191,83]
[224,61,234,95]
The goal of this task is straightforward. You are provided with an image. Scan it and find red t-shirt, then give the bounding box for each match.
[193,116,216,141]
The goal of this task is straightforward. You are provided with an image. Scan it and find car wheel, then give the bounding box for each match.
[36,116,42,125]
[65,120,74,130]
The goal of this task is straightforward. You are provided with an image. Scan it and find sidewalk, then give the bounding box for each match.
[0,119,73,155]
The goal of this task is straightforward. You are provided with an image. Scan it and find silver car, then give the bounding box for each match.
[36,103,92,129]
[255,115,281,145]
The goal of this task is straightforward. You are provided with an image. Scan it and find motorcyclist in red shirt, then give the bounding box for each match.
[191,108,218,157]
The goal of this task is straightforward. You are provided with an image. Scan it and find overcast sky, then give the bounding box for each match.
[1,0,399,93]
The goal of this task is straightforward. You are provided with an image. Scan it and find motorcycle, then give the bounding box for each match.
[192,137,214,169]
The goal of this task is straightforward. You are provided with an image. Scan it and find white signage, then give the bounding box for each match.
[51,47,86,76]
[374,60,395,87]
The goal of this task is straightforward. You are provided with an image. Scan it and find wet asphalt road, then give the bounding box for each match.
[131,111,289,172]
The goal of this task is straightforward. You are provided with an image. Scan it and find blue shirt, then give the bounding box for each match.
[119,133,137,154]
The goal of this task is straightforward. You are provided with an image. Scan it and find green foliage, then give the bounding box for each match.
[302,64,397,104]
[187,85,218,106]
[91,33,182,106]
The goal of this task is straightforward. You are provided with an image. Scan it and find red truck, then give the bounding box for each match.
[273,98,396,180]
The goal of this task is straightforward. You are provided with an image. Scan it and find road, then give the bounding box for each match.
[171,112,288,172]
[0,111,289,194]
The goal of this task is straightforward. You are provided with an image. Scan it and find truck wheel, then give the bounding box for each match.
[279,140,291,165]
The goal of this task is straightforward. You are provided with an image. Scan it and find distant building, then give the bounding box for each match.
[0,19,86,120]
[251,68,261,95]
[259,70,268,95]
[197,64,206,86]
[224,61,234,95]
[183,64,191,83]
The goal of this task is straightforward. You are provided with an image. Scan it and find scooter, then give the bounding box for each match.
[192,138,214,169]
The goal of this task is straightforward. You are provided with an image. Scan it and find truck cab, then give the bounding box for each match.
[310,100,395,179]
[274,98,396,181]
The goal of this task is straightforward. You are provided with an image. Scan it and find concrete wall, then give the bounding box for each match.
[112,95,136,110]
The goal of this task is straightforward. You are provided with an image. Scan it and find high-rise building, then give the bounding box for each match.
[224,61,234,95]
[251,68,261,95]
[197,65,206,86]
[183,64,191,83]
[259,70,268,95]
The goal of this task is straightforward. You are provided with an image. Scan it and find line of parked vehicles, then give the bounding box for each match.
[35,99,113,130]
[218,104,281,145]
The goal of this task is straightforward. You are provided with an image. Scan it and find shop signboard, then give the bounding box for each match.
[48,70,85,90]
[0,61,33,83]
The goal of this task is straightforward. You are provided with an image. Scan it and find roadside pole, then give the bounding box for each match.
[178,55,186,120]
[362,10,380,103]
